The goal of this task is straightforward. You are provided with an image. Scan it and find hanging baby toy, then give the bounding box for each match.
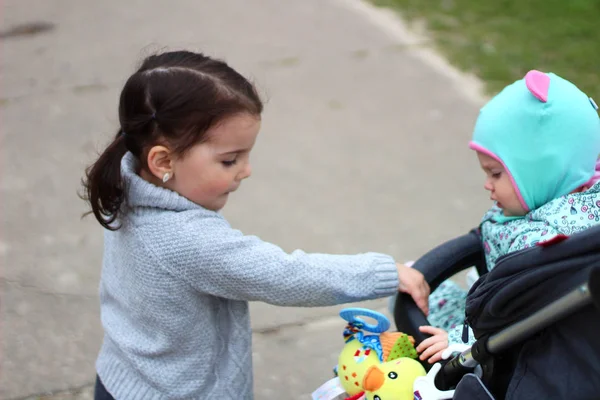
[312,308,426,400]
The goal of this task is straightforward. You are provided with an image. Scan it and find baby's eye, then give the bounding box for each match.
[491,172,502,179]
[222,159,237,167]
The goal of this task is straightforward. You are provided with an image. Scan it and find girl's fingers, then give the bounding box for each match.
[428,349,446,364]
[415,295,429,316]
[416,336,438,353]
[419,341,447,362]
[416,335,445,355]
[397,266,430,315]
[419,281,430,315]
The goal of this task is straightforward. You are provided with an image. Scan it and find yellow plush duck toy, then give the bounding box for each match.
[362,357,426,400]
[335,308,424,400]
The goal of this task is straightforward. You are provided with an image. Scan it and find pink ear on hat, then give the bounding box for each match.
[525,70,550,102]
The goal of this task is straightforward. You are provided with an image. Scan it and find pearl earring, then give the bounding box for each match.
[162,172,172,183]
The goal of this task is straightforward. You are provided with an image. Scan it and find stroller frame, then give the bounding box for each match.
[437,280,594,393]
[394,227,600,399]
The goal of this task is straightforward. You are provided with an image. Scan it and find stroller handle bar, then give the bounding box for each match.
[487,282,590,353]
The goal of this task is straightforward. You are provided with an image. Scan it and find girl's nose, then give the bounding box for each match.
[239,163,252,180]
[484,180,493,191]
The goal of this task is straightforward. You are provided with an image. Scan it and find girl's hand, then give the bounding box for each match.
[396,263,430,315]
[416,326,449,364]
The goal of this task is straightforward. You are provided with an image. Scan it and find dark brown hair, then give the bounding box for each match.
[81,51,263,230]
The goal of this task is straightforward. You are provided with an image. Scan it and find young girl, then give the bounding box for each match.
[82,50,430,399]
[416,70,600,363]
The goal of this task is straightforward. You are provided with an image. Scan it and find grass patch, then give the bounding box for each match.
[373,0,600,96]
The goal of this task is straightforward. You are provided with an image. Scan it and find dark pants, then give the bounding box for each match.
[95,375,116,400]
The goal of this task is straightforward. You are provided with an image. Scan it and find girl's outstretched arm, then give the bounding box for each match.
[143,213,429,310]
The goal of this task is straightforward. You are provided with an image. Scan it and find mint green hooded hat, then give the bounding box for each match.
[470,70,600,213]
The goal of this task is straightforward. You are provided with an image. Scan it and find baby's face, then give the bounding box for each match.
[477,152,527,216]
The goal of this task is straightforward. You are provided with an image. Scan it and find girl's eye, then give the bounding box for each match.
[491,172,502,179]
[222,159,237,167]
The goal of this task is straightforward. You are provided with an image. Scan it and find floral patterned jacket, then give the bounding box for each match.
[481,181,600,270]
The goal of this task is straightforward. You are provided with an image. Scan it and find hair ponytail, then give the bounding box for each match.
[81,129,129,230]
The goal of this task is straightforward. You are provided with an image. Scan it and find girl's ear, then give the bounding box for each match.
[146,145,174,180]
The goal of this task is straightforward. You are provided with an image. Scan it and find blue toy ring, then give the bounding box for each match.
[339,307,390,333]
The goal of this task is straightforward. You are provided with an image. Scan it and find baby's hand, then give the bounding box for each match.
[396,263,430,315]
[416,326,449,364]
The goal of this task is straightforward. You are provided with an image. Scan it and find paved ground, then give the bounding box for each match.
[1,0,486,398]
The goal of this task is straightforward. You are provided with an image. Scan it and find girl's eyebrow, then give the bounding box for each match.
[482,162,503,170]
[481,165,504,174]
[219,149,244,155]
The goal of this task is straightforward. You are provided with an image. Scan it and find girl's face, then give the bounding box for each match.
[476,152,527,216]
[158,113,260,211]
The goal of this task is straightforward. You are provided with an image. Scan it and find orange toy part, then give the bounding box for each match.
[379,332,417,361]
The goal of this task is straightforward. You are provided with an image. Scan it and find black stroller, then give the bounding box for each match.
[394,224,600,399]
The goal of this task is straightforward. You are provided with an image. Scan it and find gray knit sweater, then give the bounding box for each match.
[96,152,400,399]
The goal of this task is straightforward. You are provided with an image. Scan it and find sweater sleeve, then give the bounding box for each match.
[147,213,400,307]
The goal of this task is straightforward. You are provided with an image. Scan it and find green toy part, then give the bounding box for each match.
[386,334,418,361]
